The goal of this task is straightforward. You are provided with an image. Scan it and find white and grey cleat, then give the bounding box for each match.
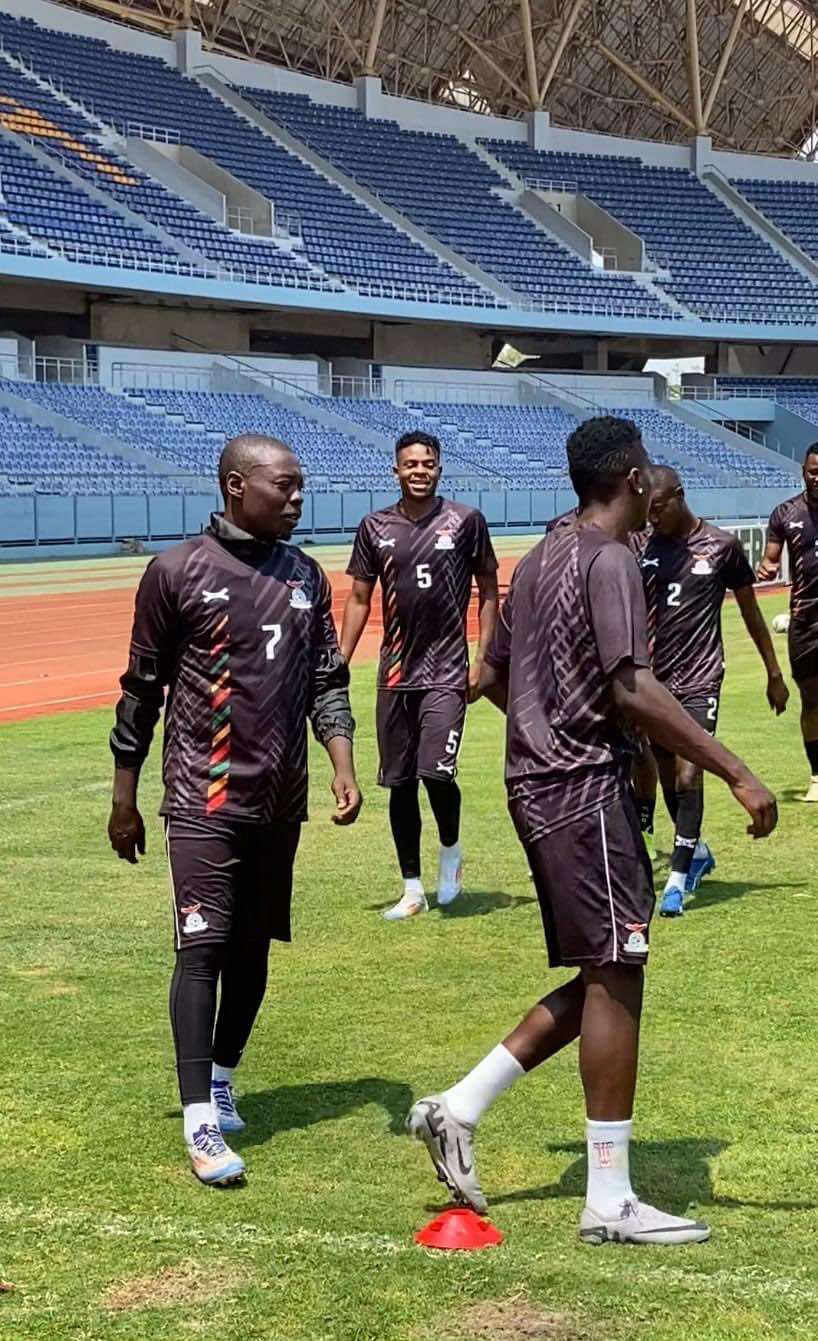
[801,776,818,803]
[186,1123,246,1187]
[579,1198,710,1246]
[437,846,463,908]
[383,891,428,921]
[211,1079,246,1133]
[406,1093,487,1214]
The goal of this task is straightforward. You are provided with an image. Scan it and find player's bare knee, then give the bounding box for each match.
[676,761,702,792]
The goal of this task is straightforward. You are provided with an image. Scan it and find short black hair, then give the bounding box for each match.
[395,429,441,461]
[566,415,645,506]
[217,433,294,492]
[804,441,818,464]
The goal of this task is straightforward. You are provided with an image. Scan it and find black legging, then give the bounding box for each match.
[169,932,270,1106]
[389,778,461,879]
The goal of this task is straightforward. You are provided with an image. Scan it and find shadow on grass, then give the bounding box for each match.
[365,891,536,917]
[224,1077,414,1147]
[685,877,808,912]
[489,1139,818,1215]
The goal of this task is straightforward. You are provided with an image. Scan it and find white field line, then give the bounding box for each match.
[0,779,110,811]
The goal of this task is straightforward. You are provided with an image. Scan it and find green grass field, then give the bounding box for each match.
[2,593,818,1341]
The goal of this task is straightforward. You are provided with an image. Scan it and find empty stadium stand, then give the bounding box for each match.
[483,141,818,326]
[0,12,492,303]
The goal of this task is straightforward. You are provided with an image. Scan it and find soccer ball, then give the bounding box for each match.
[772,612,791,634]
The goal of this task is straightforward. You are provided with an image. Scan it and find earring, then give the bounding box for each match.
[636,487,645,495]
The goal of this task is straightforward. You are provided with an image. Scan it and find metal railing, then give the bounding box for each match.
[115,121,181,144]
[522,177,579,194]
[110,359,385,403]
[0,353,99,385]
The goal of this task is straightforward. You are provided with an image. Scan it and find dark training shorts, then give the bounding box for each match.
[789,618,818,686]
[164,814,302,950]
[676,687,721,736]
[376,687,467,787]
[518,793,655,969]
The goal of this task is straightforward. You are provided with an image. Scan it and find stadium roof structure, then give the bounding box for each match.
[51,0,818,156]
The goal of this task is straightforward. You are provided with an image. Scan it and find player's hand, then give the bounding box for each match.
[729,772,778,838]
[330,772,362,825]
[467,660,483,704]
[108,802,146,863]
[766,673,789,715]
[756,558,779,583]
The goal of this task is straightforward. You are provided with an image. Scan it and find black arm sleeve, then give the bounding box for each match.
[308,570,355,746]
[109,558,177,768]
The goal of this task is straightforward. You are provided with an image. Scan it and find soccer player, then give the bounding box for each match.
[108,435,361,1187]
[407,416,776,1246]
[758,444,818,801]
[340,430,498,920]
[638,467,788,917]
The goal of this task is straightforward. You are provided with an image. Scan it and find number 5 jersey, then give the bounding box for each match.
[346,498,497,691]
[110,513,353,823]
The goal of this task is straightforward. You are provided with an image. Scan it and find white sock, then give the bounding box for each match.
[694,839,709,860]
[404,877,425,900]
[665,870,687,894]
[585,1118,635,1216]
[439,842,461,870]
[211,1064,234,1084]
[183,1101,216,1144]
[443,1044,525,1126]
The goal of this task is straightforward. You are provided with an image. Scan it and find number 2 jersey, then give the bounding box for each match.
[110,514,353,823]
[638,519,755,694]
[346,498,497,691]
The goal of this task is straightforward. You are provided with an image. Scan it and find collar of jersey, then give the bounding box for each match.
[394,496,445,526]
[208,512,277,549]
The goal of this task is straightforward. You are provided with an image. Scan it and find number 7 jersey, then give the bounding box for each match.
[113,520,342,823]
[347,498,497,691]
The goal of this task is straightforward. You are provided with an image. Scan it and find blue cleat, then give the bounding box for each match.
[685,845,716,894]
[659,884,685,918]
[211,1079,246,1134]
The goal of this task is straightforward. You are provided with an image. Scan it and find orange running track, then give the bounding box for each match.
[0,557,517,723]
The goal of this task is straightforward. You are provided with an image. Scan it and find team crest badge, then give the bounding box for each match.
[181,902,209,935]
[434,533,455,551]
[691,556,713,575]
[623,923,648,956]
[287,579,313,611]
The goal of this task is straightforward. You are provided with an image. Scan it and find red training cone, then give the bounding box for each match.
[414,1207,504,1251]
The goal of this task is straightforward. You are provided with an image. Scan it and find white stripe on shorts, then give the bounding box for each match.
[599,808,617,964]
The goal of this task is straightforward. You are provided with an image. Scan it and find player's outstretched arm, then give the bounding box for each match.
[339,579,374,665]
[108,560,174,863]
[612,663,777,838]
[468,571,500,703]
[757,536,783,583]
[734,585,789,715]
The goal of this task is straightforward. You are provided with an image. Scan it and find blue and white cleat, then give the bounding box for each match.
[211,1079,246,1134]
[187,1123,245,1186]
[659,884,685,918]
[685,844,715,894]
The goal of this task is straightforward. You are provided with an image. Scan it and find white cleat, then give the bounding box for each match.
[406,1093,487,1214]
[579,1198,710,1246]
[801,776,818,803]
[437,845,463,907]
[186,1123,245,1186]
[383,891,428,921]
[211,1079,246,1133]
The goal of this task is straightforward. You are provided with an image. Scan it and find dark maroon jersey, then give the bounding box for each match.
[768,493,818,623]
[347,498,497,691]
[640,520,754,693]
[485,524,650,842]
[111,517,350,823]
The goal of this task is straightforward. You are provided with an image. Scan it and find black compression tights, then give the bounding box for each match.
[169,934,271,1105]
[389,779,461,879]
